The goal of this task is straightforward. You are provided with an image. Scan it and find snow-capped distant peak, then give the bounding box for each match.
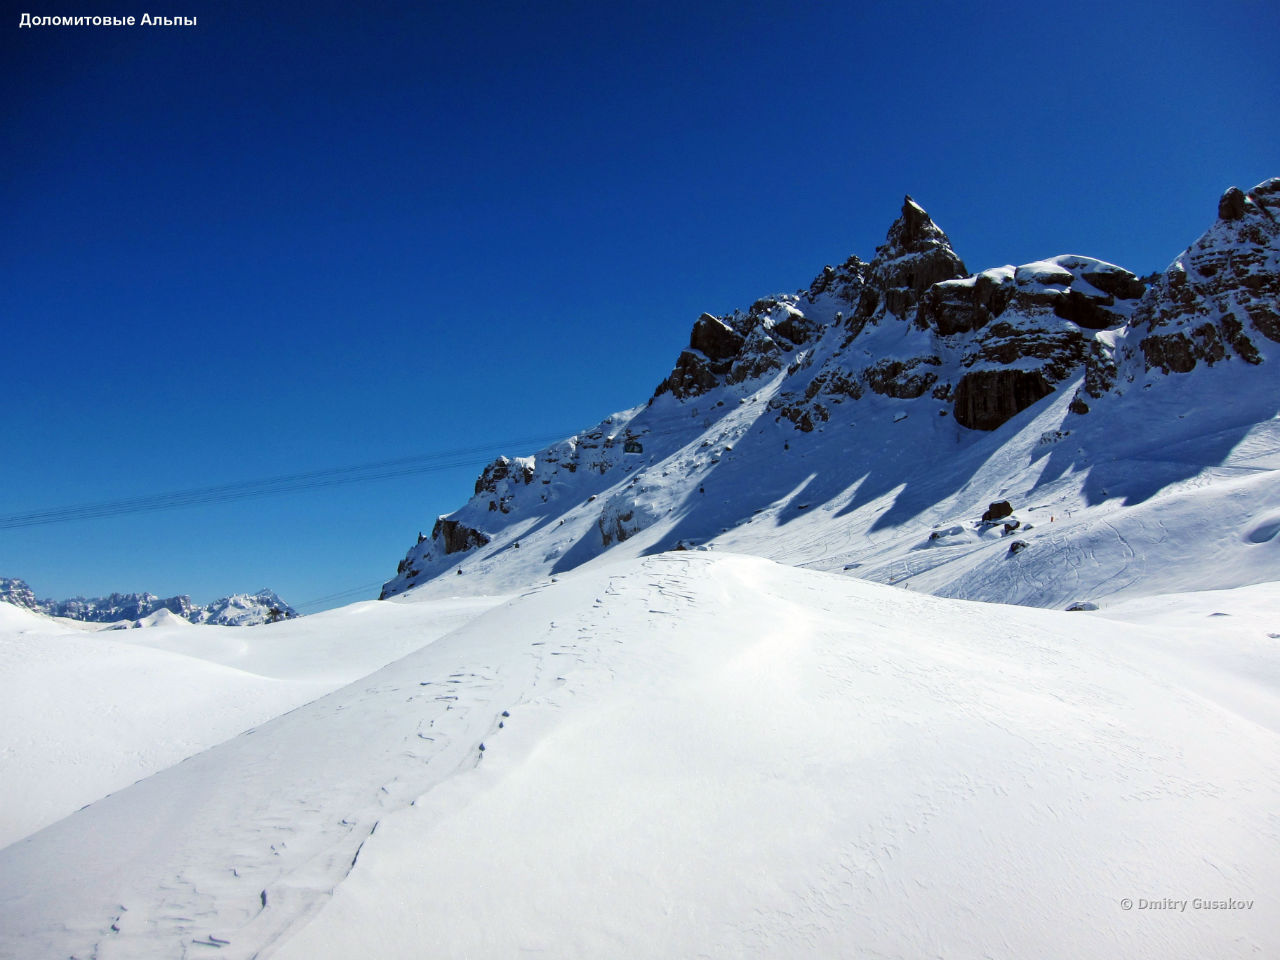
[0,578,298,627]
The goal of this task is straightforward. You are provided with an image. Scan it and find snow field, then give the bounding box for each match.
[274,555,1279,960]
[0,595,502,848]
[4,554,1273,958]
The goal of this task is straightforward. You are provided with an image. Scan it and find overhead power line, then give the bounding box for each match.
[0,432,569,531]
[292,579,391,610]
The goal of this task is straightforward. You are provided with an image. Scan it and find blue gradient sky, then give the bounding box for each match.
[3,0,1277,611]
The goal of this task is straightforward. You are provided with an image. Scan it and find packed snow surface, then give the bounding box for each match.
[2,554,1276,959]
[0,596,501,847]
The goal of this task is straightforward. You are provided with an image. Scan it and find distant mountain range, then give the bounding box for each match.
[381,177,1280,608]
[0,577,297,627]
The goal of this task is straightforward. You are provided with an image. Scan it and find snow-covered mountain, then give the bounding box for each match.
[382,178,1280,608]
[3,179,1278,960]
[0,577,297,626]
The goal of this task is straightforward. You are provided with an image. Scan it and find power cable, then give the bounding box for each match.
[292,579,391,610]
[0,432,569,530]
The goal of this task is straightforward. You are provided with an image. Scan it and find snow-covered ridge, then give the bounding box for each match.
[382,178,1280,605]
[0,577,297,627]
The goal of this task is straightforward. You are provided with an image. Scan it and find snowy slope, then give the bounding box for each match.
[380,179,1280,613]
[0,595,501,848]
[1,555,1276,959]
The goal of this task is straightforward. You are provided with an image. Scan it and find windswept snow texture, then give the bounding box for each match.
[1,555,1276,959]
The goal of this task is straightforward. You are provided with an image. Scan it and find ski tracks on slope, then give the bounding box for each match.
[0,558,716,960]
[0,610,537,958]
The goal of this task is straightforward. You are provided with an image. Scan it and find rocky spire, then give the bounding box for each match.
[878,196,962,264]
[852,196,968,325]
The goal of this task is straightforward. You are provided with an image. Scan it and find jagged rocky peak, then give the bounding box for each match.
[882,195,961,265]
[852,195,968,324]
[198,590,297,626]
[1124,177,1280,376]
[806,252,870,304]
[654,292,827,402]
[0,578,40,611]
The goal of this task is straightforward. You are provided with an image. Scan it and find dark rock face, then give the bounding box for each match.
[598,508,636,546]
[657,350,721,399]
[914,255,1140,417]
[855,196,968,324]
[1127,177,1280,375]
[953,369,1054,430]
[1052,289,1119,329]
[1246,301,1280,344]
[918,271,1014,335]
[1081,269,1146,301]
[1219,186,1247,221]
[982,500,1014,522]
[475,456,534,496]
[806,254,870,305]
[431,518,491,555]
[690,313,745,361]
[654,293,828,401]
[1080,339,1119,400]
[864,357,940,399]
[1009,258,1140,332]
[969,323,1087,376]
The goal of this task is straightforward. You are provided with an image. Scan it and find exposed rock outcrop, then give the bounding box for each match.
[954,369,1054,431]
[431,517,491,555]
[1127,178,1280,376]
[981,501,1014,523]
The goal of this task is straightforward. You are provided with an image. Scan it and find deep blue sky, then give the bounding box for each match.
[3,0,1277,611]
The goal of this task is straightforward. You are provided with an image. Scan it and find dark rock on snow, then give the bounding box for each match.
[981,501,1015,523]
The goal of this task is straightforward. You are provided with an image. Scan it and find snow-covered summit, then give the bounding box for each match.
[382,179,1280,608]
